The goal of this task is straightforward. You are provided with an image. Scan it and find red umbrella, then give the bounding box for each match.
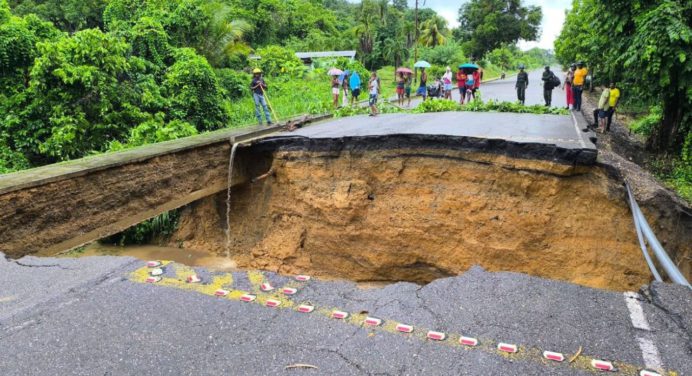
[396,67,413,74]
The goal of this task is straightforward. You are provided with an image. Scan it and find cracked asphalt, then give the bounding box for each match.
[1,254,690,375]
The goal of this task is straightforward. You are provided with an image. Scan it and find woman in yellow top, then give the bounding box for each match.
[572,62,588,111]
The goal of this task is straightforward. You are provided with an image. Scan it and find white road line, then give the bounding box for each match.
[570,110,588,148]
[624,292,651,331]
[637,337,664,371]
[624,292,664,371]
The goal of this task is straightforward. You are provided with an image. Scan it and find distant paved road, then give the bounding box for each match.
[400,68,569,109]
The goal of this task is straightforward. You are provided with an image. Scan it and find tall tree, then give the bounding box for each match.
[555,0,691,153]
[418,14,447,47]
[457,0,542,59]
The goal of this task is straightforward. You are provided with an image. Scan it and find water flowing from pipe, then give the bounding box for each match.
[225,142,239,258]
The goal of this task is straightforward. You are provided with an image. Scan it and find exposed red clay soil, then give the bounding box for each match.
[171,146,676,291]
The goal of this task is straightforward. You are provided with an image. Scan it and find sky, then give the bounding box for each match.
[352,0,573,51]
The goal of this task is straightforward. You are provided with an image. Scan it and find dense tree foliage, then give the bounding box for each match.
[456,0,542,59]
[0,0,551,174]
[555,0,691,154]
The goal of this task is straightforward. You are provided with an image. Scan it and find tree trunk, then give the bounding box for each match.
[647,95,685,153]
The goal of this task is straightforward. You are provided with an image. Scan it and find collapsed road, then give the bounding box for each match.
[1,111,690,375]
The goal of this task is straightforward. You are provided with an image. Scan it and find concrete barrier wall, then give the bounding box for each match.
[0,125,281,258]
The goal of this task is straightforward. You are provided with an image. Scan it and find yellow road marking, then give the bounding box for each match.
[129,263,677,376]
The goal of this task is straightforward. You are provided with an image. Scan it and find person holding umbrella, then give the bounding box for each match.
[250,68,273,126]
[331,76,341,108]
[396,67,413,107]
[458,63,479,102]
[396,72,406,107]
[414,61,431,101]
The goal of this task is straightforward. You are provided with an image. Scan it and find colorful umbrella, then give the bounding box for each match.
[413,61,431,68]
[458,63,480,70]
[327,68,344,76]
[396,67,413,74]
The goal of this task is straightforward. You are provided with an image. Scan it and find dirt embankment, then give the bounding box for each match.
[167,136,692,292]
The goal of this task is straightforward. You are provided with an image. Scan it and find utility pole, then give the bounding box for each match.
[414,0,419,63]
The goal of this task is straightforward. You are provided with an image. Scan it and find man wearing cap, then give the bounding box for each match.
[572,62,588,111]
[250,68,272,126]
[515,65,529,105]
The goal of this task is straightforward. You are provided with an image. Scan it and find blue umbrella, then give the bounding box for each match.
[458,63,479,70]
[414,60,431,68]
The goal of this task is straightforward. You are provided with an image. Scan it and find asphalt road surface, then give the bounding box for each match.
[1,254,690,375]
[282,111,593,151]
[402,68,569,109]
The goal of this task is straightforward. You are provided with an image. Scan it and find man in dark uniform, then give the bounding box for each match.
[541,66,555,106]
[515,65,529,104]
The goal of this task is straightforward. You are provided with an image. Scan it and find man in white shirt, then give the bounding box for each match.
[369,71,380,117]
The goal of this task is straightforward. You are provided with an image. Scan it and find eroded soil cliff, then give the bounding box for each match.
[173,140,662,291]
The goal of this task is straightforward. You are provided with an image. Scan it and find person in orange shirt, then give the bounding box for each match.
[572,61,588,111]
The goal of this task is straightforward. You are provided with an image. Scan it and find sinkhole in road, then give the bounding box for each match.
[163,136,651,292]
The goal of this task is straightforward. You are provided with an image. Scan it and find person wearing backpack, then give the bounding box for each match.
[541,66,559,107]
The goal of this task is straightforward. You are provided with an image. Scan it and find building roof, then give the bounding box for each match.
[295,51,357,59]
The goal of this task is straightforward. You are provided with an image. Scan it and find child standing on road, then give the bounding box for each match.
[369,71,380,117]
[396,72,406,107]
[404,74,412,107]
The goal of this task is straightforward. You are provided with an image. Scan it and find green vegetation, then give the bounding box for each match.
[0,0,556,175]
[413,98,569,116]
[101,210,180,246]
[555,0,690,201]
[456,0,542,59]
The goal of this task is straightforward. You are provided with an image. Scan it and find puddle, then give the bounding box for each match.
[63,243,239,272]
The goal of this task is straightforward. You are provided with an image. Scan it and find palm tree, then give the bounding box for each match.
[382,36,407,69]
[197,4,252,67]
[418,16,447,48]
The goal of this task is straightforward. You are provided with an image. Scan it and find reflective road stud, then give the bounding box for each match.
[332,311,349,319]
[150,268,163,276]
[498,343,518,353]
[260,283,274,292]
[187,274,201,283]
[266,299,281,308]
[214,289,230,297]
[145,276,161,283]
[591,359,615,372]
[640,370,662,376]
[364,317,382,326]
[240,294,256,302]
[282,287,298,295]
[298,305,314,313]
[396,324,414,333]
[543,351,565,362]
[295,275,311,282]
[459,336,479,347]
[146,261,161,268]
[426,331,446,341]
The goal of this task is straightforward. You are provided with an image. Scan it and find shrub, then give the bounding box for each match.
[254,45,305,77]
[630,105,663,136]
[216,68,251,99]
